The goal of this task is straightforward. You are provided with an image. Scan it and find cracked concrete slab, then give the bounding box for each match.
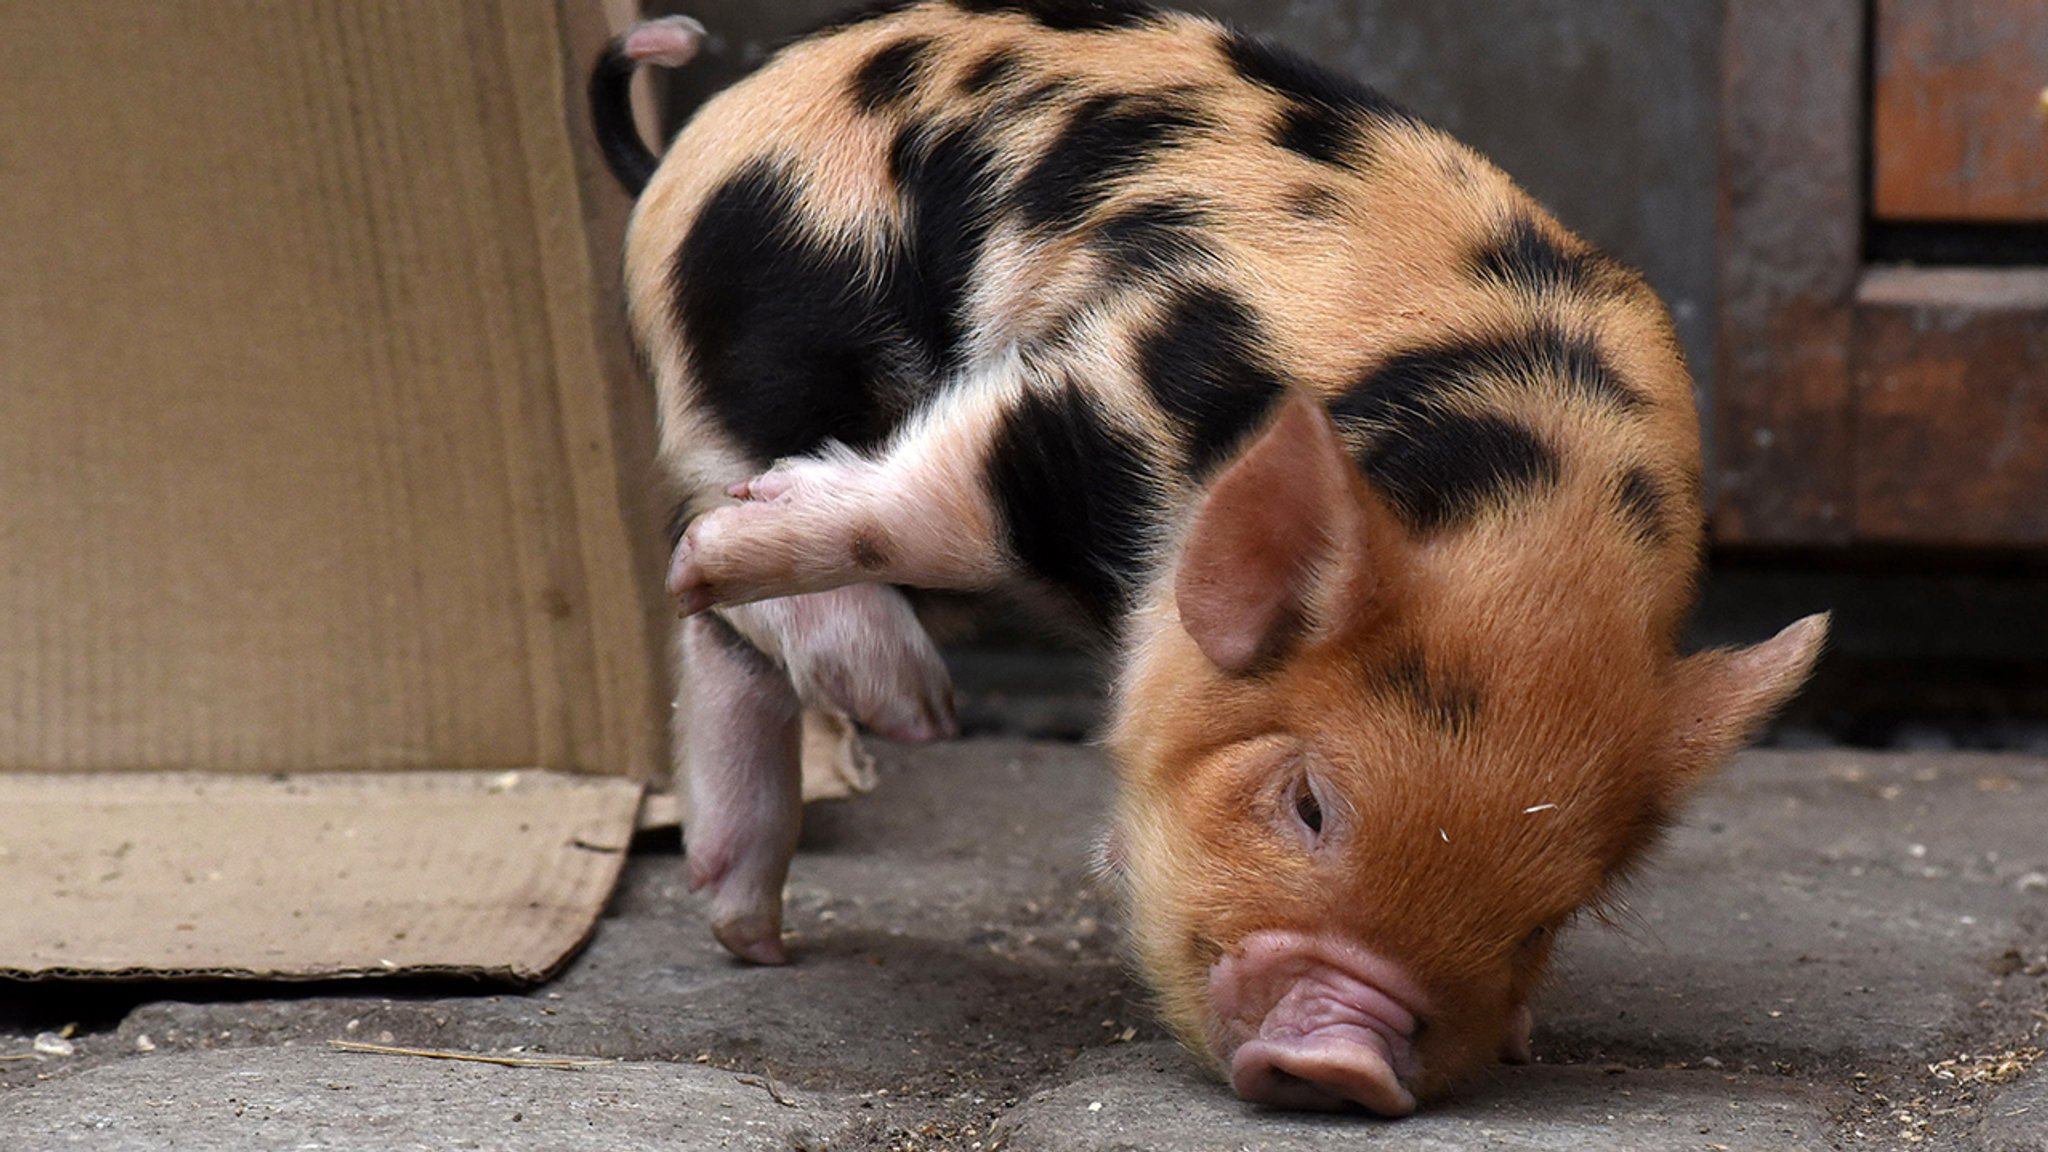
[0,1047,856,1151]
[1542,751,2048,1074]
[3,743,2045,1150]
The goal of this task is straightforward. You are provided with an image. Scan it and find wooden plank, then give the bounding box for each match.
[1714,1,1865,544]
[1854,269,2048,545]
[1873,0,2048,222]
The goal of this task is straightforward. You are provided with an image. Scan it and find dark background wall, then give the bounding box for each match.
[1190,0,1723,453]
[650,0,1723,456]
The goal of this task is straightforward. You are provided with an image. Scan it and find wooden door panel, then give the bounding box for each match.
[1873,0,2048,222]
[1854,269,2048,545]
[1715,0,1864,544]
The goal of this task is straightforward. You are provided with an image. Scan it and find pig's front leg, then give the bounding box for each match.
[676,611,803,965]
[668,406,1013,612]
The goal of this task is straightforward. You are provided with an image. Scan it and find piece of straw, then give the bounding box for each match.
[735,1073,798,1107]
[327,1039,613,1069]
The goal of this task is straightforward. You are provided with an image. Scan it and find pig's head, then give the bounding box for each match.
[1106,393,1826,1114]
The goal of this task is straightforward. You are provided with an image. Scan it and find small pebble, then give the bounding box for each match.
[32,1033,75,1057]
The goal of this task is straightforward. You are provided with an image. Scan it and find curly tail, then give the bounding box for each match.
[589,15,707,197]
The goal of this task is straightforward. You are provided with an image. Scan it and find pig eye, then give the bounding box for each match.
[1294,785,1323,835]
[1290,776,1325,844]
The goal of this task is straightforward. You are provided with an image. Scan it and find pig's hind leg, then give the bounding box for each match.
[719,588,956,745]
[676,611,803,965]
[668,393,1016,611]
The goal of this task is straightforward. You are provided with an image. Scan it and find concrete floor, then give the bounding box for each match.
[4,741,2045,1150]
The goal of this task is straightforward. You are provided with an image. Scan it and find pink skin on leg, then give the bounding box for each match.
[718,588,958,744]
[661,398,1002,966]
[665,459,926,612]
[668,410,1012,614]
[676,613,803,965]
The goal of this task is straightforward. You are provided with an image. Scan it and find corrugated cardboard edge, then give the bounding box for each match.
[500,0,673,786]
[0,771,643,984]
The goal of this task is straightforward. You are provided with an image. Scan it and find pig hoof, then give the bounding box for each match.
[665,533,714,615]
[733,460,826,504]
[811,656,956,744]
[712,913,789,965]
[691,854,791,963]
[779,586,958,743]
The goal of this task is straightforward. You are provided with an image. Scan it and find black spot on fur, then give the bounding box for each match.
[1221,29,1412,167]
[1615,467,1667,545]
[950,0,1160,32]
[1283,184,1344,220]
[959,46,1025,95]
[850,528,891,571]
[1015,92,1210,233]
[1470,215,1628,298]
[987,384,1164,627]
[808,0,919,37]
[1378,649,1482,736]
[1007,76,1077,112]
[1436,150,1478,189]
[670,160,927,462]
[1273,101,1365,168]
[889,119,1007,370]
[1090,195,1215,282]
[1353,408,1562,534]
[1222,30,1413,123]
[1137,286,1289,476]
[849,36,935,113]
[1335,326,1643,422]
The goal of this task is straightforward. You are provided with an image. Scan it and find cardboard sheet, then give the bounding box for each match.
[0,0,664,780]
[0,771,643,981]
[0,1,668,979]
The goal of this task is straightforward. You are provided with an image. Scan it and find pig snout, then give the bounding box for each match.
[1208,931,1428,1116]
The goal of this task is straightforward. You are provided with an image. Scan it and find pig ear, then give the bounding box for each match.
[1657,613,1830,790]
[1174,392,1392,674]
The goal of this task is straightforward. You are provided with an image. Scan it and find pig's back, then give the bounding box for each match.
[627,0,1702,629]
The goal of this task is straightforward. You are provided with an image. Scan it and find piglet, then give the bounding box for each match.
[591,0,1826,1112]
